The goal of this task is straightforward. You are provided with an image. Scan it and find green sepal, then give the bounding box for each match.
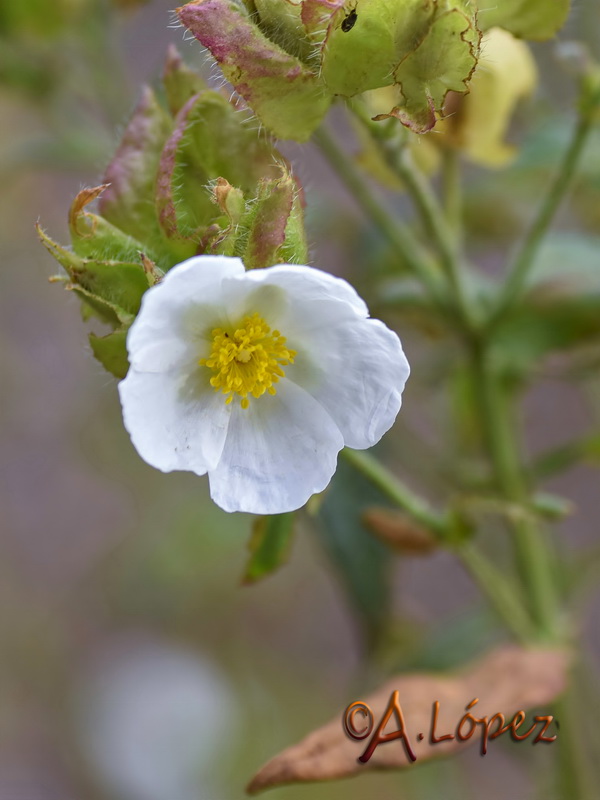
[38,223,145,323]
[476,0,571,41]
[69,186,150,264]
[67,284,132,328]
[89,329,130,379]
[156,90,278,243]
[242,171,300,269]
[242,513,296,584]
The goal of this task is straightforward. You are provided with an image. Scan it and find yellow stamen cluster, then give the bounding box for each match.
[200,313,296,409]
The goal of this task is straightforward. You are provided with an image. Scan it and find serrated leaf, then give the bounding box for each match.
[242,513,296,584]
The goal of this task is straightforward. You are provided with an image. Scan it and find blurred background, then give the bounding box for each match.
[1,1,600,798]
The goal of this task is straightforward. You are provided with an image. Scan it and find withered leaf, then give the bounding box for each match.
[362,507,438,555]
[247,645,569,793]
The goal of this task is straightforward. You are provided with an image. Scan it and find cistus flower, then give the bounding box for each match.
[177,0,481,139]
[118,256,409,514]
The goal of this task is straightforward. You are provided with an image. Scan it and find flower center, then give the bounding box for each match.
[200,312,296,409]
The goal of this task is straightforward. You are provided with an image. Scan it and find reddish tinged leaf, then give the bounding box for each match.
[247,645,569,793]
[99,86,171,243]
[177,0,331,141]
[155,94,197,241]
[244,174,295,269]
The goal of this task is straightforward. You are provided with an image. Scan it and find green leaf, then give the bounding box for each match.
[476,0,571,41]
[89,329,130,379]
[242,513,296,584]
[321,0,479,133]
[317,456,393,648]
[38,222,145,323]
[69,185,150,264]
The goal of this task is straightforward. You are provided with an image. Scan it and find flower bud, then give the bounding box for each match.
[39,48,308,377]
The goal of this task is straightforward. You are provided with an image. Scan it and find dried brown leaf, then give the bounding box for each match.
[247,645,569,794]
[362,507,438,555]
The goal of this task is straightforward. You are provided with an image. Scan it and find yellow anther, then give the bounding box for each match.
[199,312,295,409]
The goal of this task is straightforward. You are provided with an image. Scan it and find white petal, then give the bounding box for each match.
[295,317,410,449]
[208,380,344,514]
[220,264,369,335]
[118,366,231,474]
[127,256,245,373]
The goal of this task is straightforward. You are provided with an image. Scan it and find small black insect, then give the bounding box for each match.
[341,6,357,32]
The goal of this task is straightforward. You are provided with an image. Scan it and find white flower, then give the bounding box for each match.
[118,255,410,514]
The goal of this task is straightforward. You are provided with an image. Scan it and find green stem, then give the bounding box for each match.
[457,543,536,643]
[472,344,559,640]
[341,448,446,535]
[313,125,446,309]
[491,88,600,325]
[345,104,476,331]
[441,149,462,239]
[393,146,475,328]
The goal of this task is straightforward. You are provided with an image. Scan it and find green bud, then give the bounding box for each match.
[39,48,310,378]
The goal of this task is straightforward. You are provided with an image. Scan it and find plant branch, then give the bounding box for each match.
[457,542,536,643]
[343,448,535,643]
[342,447,446,536]
[345,104,477,331]
[313,125,447,309]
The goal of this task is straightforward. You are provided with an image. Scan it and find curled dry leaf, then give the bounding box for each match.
[247,645,569,794]
[362,507,438,555]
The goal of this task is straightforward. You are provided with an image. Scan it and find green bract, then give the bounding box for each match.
[177,0,481,138]
[38,47,308,378]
